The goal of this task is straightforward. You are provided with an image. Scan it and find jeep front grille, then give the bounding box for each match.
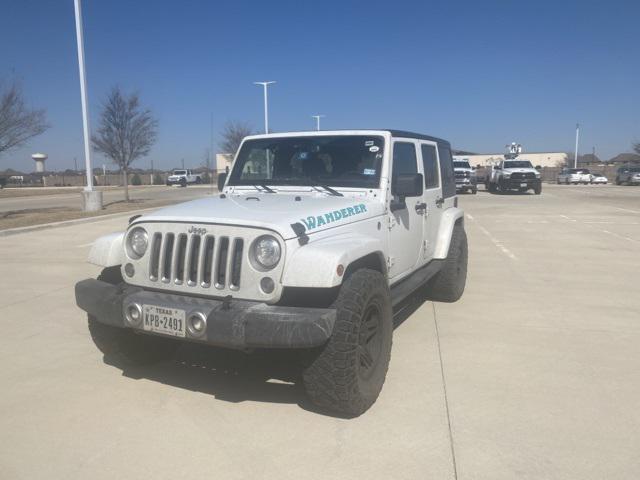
[511,172,535,180]
[149,232,244,290]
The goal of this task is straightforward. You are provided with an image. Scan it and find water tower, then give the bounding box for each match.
[32,153,48,173]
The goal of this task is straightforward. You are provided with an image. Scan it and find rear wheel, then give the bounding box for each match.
[302,269,392,417]
[427,224,468,302]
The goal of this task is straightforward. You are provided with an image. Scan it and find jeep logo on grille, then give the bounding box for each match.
[188,226,207,235]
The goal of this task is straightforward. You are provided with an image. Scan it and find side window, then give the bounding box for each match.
[421,144,439,189]
[392,142,418,176]
[437,144,456,198]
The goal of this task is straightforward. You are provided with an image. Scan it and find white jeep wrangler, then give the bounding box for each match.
[75,130,468,416]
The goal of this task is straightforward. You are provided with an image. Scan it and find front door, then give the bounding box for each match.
[419,142,444,261]
[387,140,424,282]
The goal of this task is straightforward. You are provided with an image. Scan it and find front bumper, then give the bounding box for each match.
[75,279,336,349]
[455,178,476,190]
[166,178,186,185]
[499,178,541,189]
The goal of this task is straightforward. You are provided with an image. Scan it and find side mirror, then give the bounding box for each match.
[217,172,227,191]
[392,173,423,198]
[494,165,502,170]
[536,165,542,170]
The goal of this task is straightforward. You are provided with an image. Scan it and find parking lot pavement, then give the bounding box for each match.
[0,183,639,479]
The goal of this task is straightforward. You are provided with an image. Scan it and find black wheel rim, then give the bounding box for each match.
[357,301,383,381]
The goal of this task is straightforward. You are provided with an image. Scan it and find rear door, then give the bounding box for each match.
[418,142,443,261]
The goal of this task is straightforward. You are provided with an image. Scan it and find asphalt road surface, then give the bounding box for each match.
[0,185,213,212]
[0,184,638,479]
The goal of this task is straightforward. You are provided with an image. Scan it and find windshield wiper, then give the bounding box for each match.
[303,179,343,197]
[253,183,276,193]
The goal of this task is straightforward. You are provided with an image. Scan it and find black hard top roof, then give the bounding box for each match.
[386,130,450,146]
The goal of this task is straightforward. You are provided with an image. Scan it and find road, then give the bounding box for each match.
[0,185,214,212]
[0,184,638,479]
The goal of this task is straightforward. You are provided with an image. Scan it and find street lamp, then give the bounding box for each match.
[254,81,276,133]
[73,0,102,211]
[574,123,580,169]
[311,115,325,131]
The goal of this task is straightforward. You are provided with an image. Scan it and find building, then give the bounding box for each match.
[215,153,234,173]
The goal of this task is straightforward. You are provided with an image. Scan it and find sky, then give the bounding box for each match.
[1,0,639,172]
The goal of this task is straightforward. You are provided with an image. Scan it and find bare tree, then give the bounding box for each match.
[0,82,49,156]
[92,87,157,201]
[219,120,253,155]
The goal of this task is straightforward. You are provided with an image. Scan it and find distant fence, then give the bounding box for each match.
[41,171,223,187]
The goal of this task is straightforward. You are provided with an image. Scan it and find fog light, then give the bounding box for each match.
[260,277,275,294]
[125,303,142,326]
[187,312,207,338]
[124,263,135,277]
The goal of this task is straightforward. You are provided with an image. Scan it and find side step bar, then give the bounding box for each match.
[390,259,444,308]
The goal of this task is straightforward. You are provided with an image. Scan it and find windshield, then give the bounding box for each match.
[504,160,534,169]
[173,170,187,175]
[569,169,589,174]
[454,161,471,169]
[631,167,640,172]
[228,135,385,188]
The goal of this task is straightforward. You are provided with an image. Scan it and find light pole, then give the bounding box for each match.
[73,0,102,210]
[574,123,580,169]
[254,81,275,133]
[311,115,325,131]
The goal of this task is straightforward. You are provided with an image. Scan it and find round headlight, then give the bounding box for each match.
[128,227,148,258]
[252,235,281,269]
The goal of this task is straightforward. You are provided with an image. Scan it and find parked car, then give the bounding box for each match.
[453,159,477,194]
[74,129,468,416]
[618,166,640,185]
[486,159,541,194]
[557,168,591,184]
[615,166,631,185]
[589,172,608,184]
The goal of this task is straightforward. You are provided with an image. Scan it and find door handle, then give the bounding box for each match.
[435,197,445,208]
[415,202,427,214]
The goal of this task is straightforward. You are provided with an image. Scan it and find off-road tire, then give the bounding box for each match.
[88,267,179,366]
[472,186,477,194]
[534,183,542,195]
[488,182,498,193]
[302,269,392,417]
[426,224,468,302]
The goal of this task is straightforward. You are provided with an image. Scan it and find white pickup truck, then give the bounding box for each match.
[75,129,468,416]
[486,159,542,194]
[166,169,202,186]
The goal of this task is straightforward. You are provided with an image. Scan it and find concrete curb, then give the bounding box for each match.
[0,207,157,238]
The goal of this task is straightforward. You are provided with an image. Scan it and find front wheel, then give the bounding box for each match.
[534,183,542,195]
[302,269,392,417]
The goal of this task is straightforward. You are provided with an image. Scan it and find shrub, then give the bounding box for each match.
[153,173,163,185]
[131,173,142,186]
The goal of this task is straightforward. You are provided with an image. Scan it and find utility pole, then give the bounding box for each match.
[312,114,325,131]
[574,123,580,169]
[74,156,78,172]
[73,0,102,210]
[254,81,276,133]
[181,158,185,169]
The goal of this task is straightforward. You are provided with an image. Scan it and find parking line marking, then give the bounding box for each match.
[75,242,94,248]
[477,225,517,260]
[613,207,640,214]
[466,213,474,221]
[601,230,640,245]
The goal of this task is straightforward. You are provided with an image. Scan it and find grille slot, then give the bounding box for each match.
[215,237,230,289]
[200,236,215,287]
[160,233,175,283]
[145,229,253,294]
[149,233,162,281]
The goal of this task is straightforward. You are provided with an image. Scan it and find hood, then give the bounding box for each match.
[454,167,474,173]
[137,193,383,240]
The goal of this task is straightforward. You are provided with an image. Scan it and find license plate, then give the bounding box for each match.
[142,305,186,337]
[520,183,527,187]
